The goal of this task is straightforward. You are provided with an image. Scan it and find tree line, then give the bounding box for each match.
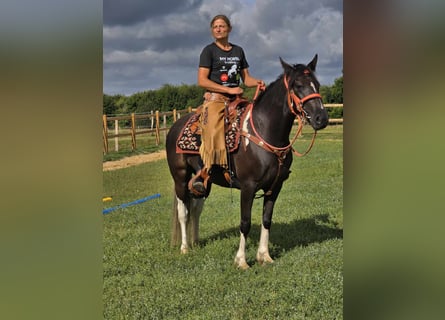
[103,74,343,117]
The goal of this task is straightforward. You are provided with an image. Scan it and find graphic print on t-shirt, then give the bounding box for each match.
[228,64,238,77]
[220,70,229,82]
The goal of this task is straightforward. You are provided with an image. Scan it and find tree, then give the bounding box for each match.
[319,74,343,104]
[331,76,343,103]
[103,74,343,115]
[317,74,343,119]
[320,85,333,103]
[103,94,115,115]
[103,94,127,115]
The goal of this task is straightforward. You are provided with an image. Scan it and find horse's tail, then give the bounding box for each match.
[170,192,181,247]
[188,197,204,246]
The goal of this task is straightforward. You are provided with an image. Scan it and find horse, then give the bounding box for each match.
[166,54,329,269]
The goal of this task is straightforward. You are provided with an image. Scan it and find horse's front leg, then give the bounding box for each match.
[234,187,255,270]
[257,225,274,265]
[256,194,279,265]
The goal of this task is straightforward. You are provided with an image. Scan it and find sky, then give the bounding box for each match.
[103,0,343,96]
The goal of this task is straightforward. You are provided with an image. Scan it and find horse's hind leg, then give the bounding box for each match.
[169,160,192,254]
[171,161,206,254]
[176,195,190,254]
[174,192,205,253]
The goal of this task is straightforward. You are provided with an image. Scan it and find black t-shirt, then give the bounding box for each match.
[199,43,249,87]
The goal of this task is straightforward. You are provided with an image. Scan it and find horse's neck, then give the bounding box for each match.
[251,85,295,146]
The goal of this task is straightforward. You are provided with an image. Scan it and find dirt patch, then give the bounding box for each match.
[103,150,167,171]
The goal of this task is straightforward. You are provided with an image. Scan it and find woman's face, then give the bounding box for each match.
[211,18,231,40]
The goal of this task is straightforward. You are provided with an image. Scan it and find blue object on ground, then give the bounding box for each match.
[103,193,161,214]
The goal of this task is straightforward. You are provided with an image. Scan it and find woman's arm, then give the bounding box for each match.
[240,68,264,88]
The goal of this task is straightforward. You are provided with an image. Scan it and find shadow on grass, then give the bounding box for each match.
[268,214,343,258]
[200,214,343,258]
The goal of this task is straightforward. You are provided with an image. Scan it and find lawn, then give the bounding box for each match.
[103,125,343,319]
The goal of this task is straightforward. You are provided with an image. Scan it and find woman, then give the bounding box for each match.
[191,14,264,195]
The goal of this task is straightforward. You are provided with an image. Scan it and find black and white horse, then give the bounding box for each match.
[166,55,329,269]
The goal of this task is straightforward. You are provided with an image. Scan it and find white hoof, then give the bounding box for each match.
[256,252,274,265]
[234,256,250,270]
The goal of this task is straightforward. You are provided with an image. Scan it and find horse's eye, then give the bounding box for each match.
[294,82,304,89]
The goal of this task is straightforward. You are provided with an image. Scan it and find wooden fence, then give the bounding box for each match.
[102,107,192,153]
[102,104,342,154]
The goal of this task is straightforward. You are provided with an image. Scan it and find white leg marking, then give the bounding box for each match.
[234,232,249,269]
[256,224,274,265]
[176,196,189,254]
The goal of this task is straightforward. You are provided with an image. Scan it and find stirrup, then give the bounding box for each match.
[223,170,233,184]
[223,169,241,188]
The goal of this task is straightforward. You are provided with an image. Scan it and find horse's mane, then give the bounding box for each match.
[254,74,285,105]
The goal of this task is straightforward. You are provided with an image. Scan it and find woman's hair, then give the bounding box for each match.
[210,14,232,29]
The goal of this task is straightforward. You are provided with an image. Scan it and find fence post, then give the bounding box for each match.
[131,113,136,150]
[103,114,108,154]
[188,106,192,113]
[163,114,167,141]
[114,119,119,151]
[173,109,177,122]
[155,111,160,145]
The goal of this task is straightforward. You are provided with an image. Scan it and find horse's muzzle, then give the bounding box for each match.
[310,109,329,130]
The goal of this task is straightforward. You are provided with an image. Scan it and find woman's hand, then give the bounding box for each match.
[227,86,244,95]
[257,80,266,91]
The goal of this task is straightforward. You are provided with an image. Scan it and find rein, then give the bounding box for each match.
[283,74,322,156]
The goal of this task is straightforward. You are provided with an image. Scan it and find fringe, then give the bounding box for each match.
[199,145,228,170]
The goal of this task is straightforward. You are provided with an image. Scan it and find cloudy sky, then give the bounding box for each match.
[103,0,343,95]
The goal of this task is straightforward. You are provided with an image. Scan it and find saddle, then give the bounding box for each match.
[176,97,251,155]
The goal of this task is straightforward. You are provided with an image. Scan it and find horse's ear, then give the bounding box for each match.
[308,54,318,71]
[279,57,293,73]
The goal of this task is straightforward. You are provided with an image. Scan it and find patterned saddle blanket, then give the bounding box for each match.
[176,102,250,154]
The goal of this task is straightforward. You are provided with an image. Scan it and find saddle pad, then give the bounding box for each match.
[176,106,247,154]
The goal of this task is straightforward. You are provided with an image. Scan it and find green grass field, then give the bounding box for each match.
[103,125,343,319]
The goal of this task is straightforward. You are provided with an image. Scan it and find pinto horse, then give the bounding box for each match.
[166,55,329,269]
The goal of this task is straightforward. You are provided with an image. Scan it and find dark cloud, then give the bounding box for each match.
[104,0,203,26]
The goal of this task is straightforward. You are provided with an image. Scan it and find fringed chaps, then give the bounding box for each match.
[199,98,228,170]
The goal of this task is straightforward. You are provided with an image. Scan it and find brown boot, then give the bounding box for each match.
[188,168,209,196]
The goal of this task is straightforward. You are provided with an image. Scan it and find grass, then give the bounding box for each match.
[103,125,343,319]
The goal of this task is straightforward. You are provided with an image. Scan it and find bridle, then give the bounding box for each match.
[245,74,323,159]
[283,74,323,118]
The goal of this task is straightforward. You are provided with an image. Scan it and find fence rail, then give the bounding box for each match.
[103,104,342,154]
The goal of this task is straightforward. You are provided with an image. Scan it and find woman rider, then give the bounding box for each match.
[191,14,265,195]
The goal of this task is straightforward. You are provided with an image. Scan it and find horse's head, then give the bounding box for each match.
[280,55,329,130]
